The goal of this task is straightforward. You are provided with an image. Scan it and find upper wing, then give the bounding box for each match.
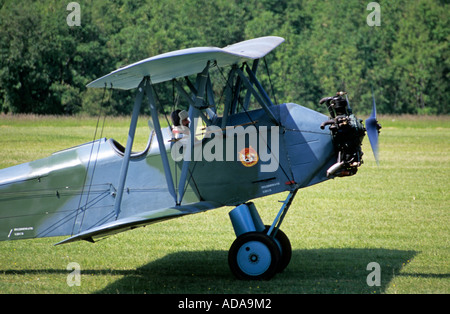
[55,201,221,245]
[86,36,284,90]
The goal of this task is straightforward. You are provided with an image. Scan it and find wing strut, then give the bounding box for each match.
[114,77,177,218]
[144,77,178,203]
[113,79,145,218]
[236,65,279,125]
[177,62,210,204]
[243,59,259,110]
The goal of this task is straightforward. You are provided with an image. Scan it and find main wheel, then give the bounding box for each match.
[228,232,280,280]
[264,226,292,273]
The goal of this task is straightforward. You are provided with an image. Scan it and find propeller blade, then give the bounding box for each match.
[345,94,352,113]
[365,89,381,165]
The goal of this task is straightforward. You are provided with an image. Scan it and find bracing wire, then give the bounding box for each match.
[71,84,111,236]
[263,57,278,106]
[215,62,294,185]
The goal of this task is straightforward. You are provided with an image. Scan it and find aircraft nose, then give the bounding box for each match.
[279,103,336,186]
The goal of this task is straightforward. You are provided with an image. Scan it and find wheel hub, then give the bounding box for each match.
[236,241,271,276]
[249,253,259,263]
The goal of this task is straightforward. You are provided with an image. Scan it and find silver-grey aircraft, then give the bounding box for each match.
[0,36,380,280]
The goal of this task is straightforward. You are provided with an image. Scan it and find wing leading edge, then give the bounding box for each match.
[86,36,285,90]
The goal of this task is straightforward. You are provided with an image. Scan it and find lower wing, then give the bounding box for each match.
[55,201,221,245]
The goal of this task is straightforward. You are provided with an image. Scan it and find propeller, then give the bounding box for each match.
[365,88,382,165]
[345,93,352,114]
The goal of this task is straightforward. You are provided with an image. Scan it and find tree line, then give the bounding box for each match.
[0,0,448,116]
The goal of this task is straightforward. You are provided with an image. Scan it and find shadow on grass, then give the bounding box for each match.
[96,248,420,294]
[2,248,431,293]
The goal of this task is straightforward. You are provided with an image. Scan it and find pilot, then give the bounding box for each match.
[171,109,190,139]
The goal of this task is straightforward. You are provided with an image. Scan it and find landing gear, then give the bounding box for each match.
[228,190,297,280]
[264,225,291,273]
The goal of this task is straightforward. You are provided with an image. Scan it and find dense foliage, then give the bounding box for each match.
[0,0,448,115]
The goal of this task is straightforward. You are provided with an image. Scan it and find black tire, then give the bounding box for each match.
[264,225,292,273]
[228,232,280,280]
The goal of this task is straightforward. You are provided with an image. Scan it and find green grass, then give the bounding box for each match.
[0,114,448,294]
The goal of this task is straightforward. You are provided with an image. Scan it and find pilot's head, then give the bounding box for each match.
[171,109,181,126]
[178,110,189,127]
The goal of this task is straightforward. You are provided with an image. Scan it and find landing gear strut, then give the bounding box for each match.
[228,190,297,280]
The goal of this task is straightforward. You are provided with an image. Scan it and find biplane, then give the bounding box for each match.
[0,36,380,280]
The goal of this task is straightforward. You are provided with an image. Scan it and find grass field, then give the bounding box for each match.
[0,114,448,294]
